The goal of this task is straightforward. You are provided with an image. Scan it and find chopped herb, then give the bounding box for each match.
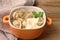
[38,12,43,17]
[32,11,43,18]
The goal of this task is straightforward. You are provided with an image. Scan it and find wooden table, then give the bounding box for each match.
[18,13,60,40]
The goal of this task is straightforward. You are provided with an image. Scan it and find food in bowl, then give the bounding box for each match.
[10,9,44,29]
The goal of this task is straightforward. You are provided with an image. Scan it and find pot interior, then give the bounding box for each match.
[9,6,46,29]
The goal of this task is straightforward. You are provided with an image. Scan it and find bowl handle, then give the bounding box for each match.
[3,15,9,24]
[46,17,52,26]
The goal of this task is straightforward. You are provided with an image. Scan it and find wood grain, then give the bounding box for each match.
[42,2,60,7]
[46,13,60,21]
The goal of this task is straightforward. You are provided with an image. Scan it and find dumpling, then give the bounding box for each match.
[12,18,23,28]
[22,10,34,19]
[12,10,19,19]
[37,17,44,26]
[23,18,39,29]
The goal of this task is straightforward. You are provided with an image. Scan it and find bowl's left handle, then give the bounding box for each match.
[3,15,9,24]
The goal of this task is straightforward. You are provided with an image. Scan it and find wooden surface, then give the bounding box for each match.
[36,0,60,7]
[35,0,60,13]
[42,2,60,7]
[18,13,60,40]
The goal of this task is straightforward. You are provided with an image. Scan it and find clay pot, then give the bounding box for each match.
[3,6,52,40]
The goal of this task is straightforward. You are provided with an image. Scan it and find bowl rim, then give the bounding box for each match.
[9,6,46,30]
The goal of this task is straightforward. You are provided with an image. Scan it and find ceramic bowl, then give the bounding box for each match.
[3,6,52,40]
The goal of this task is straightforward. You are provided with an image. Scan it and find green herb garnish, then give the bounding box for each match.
[32,11,43,18]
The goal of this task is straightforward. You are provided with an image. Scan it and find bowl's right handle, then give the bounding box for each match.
[46,17,52,26]
[3,15,9,24]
